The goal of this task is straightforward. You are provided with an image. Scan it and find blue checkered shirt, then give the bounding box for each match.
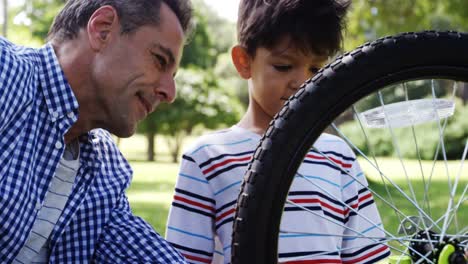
[0,37,186,263]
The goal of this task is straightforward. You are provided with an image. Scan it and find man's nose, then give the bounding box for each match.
[157,73,177,103]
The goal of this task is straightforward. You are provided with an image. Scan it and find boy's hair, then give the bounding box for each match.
[237,0,350,57]
[48,0,193,42]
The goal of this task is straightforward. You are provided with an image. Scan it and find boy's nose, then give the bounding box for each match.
[292,69,313,89]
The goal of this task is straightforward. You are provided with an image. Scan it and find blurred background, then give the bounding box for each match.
[1,0,467,235]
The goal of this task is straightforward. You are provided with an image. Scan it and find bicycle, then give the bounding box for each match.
[232,31,468,264]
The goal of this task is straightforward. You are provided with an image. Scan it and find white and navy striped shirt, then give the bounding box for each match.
[166,125,390,263]
[0,37,185,263]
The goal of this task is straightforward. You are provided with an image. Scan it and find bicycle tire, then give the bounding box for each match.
[231,31,468,264]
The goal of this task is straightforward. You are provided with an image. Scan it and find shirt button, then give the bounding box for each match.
[35,201,41,210]
[55,141,63,149]
[67,112,74,118]
[52,112,59,118]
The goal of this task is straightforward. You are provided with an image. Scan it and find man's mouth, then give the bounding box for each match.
[136,92,152,115]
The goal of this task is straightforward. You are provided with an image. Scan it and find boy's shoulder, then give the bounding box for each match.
[183,126,258,156]
[314,133,354,156]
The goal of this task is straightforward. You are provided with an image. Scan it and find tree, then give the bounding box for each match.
[138,68,243,162]
[180,0,237,69]
[345,0,468,51]
[193,0,236,55]
[180,9,216,69]
[25,0,65,41]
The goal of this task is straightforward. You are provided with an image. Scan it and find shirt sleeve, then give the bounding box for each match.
[93,193,187,263]
[340,153,391,263]
[166,154,217,264]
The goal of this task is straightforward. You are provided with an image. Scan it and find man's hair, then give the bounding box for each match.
[48,0,193,42]
[237,0,350,57]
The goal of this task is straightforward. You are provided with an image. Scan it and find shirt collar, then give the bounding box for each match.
[37,43,79,122]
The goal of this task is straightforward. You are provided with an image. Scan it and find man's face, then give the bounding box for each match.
[91,3,184,137]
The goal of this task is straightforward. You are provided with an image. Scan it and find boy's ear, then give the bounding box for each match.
[231,45,251,79]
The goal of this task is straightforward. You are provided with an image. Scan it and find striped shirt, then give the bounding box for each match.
[166,125,390,263]
[0,37,185,263]
[15,141,80,263]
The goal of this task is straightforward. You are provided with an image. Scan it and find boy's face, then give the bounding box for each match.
[234,36,328,121]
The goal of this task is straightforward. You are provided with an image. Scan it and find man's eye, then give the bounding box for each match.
[153,53,167,69]
[273,65,292,72]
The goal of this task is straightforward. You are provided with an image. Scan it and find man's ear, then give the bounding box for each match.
[231,45,252,79]
[87,5,119,51]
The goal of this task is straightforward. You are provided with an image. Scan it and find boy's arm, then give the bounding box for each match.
[93,193,187,263]
[341,158,391,263]
[166,154,217,264]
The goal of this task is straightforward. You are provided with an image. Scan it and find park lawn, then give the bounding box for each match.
[126,161,179,236]
[123,135,466,252]
[126,157,467,239]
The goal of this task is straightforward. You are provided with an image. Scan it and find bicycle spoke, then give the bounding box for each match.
[376,91,429,231]
[329,124,442,232]
[442,139,468,234]
[403,83,432,217]
[279,228,435,263]
[351,105,406,226]
[430,80,459,242]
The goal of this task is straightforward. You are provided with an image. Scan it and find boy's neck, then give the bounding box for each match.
[237,101,273,136]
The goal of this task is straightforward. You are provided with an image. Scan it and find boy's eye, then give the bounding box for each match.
[273,65,292,72]
[309,67,320,74]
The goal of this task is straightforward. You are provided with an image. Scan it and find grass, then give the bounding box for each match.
[122,134,467,256]
[127,161,179,236]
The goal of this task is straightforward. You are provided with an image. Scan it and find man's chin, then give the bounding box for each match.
[110,123,137,138]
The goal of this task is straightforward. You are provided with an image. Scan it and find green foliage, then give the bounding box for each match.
[345,0,468,51]
[26,0,65,41]
[139,68,242,134]
[192,0,236,55]
[138,68,243,161]
[180,11,216,69]
[214,52,248,108]
[180,0,236,69]
[339,99,468,160]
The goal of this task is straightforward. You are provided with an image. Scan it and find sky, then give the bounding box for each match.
[205,0,240,22]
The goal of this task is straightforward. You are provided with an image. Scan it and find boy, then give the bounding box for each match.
[166,0,390,263]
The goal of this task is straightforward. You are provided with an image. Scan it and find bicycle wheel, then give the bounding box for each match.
[232,31,468,264]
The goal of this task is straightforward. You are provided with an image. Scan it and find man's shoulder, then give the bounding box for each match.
[89,129,133,174]
[0,37,39,64]
[90,129,127,159]
[90,129,122,151]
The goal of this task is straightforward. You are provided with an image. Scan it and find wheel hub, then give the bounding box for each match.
[409,231,466,264]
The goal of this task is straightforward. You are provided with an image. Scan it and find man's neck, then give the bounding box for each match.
[52,36,100,143]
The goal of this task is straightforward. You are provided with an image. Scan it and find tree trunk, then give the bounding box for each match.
[2,0,7,37]
[166,132,184,163]
[147,131,155,161]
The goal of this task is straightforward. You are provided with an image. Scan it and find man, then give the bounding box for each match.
[0,0,192,263]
